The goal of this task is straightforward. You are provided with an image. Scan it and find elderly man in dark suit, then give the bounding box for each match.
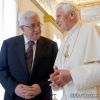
[0,10,58,100]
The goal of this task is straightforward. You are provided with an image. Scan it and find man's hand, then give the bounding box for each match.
[31,84,42,97]
[49,66,72,88]
[14,84,35,99]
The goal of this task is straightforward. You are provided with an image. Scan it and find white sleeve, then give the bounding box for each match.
[70,61,100,90]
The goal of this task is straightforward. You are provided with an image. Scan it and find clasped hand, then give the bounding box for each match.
[48,66,72,89]
[14,84,41,99]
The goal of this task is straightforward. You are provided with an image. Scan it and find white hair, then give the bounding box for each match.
[56,1,80,19]
[18,10,39,26]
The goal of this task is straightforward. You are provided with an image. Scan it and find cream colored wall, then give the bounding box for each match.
[44,22,63,48]
[16,0,64,44]
[50,23,63,48]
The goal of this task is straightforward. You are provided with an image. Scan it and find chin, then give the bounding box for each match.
[33,36,40,41]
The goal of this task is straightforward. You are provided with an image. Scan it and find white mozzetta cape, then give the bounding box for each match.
[54,21,100,100]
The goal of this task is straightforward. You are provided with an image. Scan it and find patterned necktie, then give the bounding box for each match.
[26,41,34,74]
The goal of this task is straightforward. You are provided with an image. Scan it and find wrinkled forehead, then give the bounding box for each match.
[25,16,40,24]
[56,6,66,15]
[56,7,61,15]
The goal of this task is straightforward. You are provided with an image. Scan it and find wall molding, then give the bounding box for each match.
[30,0,48,15]
[44,15,64,34]
[77,1,100,8]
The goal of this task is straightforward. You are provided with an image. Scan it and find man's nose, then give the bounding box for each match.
[34,25,40,31]
[55,19,59,25]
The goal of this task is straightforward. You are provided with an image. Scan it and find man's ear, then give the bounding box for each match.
[70,10,75,19]
[20,26,24,31]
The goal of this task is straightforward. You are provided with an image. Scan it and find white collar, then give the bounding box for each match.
[23,34,37,44]
[68,21,81,36]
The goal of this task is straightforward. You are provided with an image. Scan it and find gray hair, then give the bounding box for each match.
[18,10,39,26]
[56,1,80,19]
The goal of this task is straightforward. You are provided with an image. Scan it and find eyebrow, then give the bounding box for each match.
[56,15,61,18]
[30,22,40,25]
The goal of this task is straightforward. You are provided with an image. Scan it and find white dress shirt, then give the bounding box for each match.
[24,34,37,70]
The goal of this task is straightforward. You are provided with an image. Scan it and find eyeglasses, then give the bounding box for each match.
[23,23,43,30]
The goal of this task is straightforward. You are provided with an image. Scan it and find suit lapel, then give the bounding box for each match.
[32,37,46,74]
[15,35,29,76]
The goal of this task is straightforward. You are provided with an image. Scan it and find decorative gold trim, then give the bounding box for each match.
[30,0,48,15]
[76,1,100,8]
[44,15,64,34]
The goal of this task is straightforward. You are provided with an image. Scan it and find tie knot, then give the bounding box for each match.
[28,41,34,46]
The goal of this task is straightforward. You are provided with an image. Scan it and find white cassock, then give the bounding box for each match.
[54,21,100,100]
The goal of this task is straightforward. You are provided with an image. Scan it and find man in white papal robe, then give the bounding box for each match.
[49,1,100,100]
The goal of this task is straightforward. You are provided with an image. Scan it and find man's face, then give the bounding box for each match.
[21,16,42,41]
[56,7,71,31]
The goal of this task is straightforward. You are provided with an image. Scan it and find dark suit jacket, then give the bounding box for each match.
[0,35,58,100]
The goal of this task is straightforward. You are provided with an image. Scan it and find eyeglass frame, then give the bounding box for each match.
[23,22,43,30]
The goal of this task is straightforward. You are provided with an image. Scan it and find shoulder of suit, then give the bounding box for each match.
[4,35,22,42]
[40,36,56,43]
